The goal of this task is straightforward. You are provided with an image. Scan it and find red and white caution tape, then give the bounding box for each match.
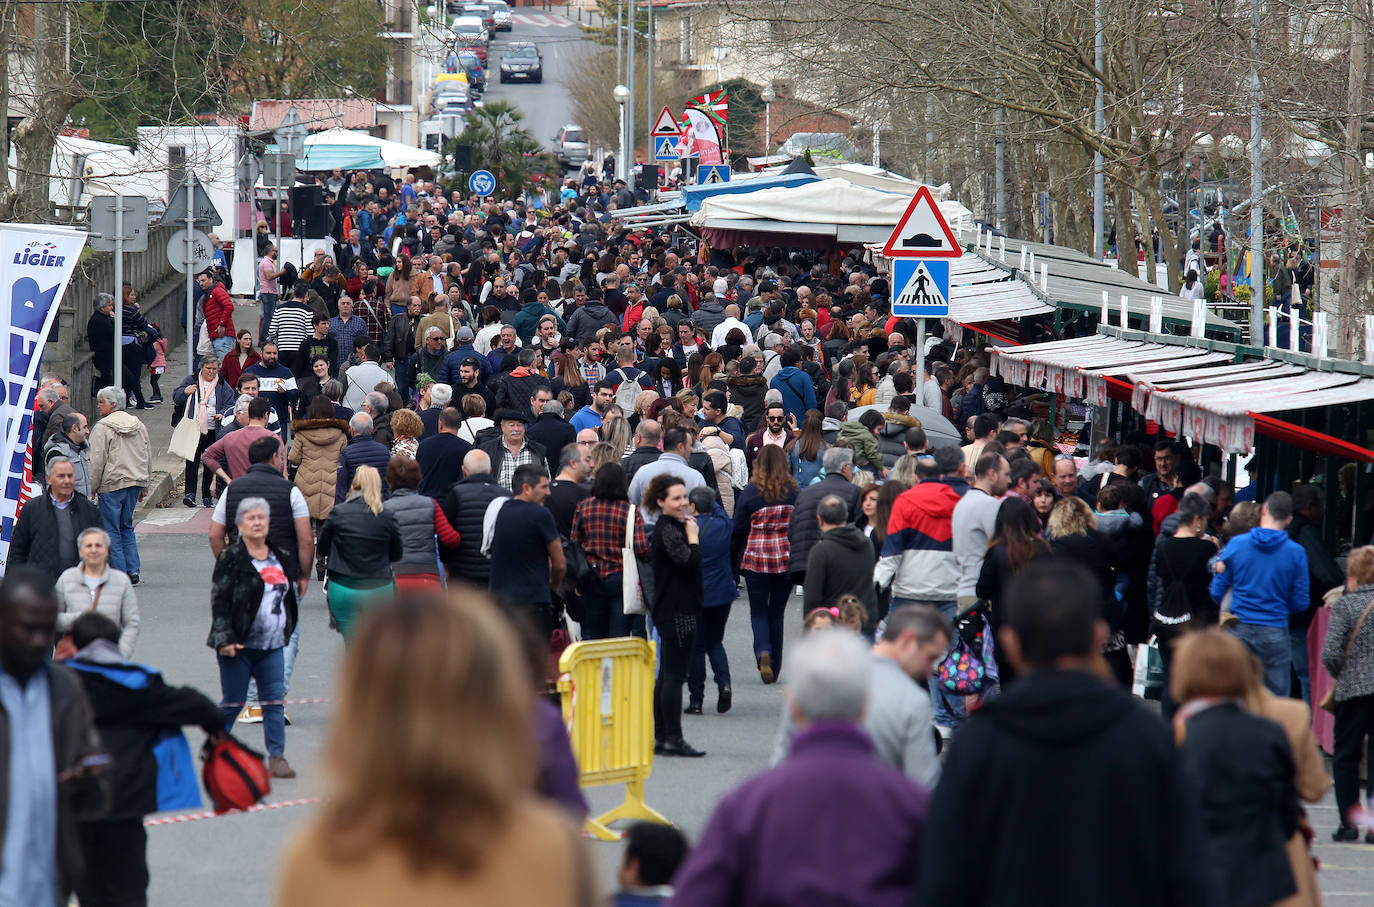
[219,696,337,708]
[144,796,324,827]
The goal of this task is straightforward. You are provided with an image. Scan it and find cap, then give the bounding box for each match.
[494,408,531,424]
[415,374,436,389]
[456,326,475,341]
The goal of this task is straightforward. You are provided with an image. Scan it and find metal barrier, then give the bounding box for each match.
[556,637,670,840]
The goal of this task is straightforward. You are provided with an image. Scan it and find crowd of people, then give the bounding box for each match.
[4,163,1372,906]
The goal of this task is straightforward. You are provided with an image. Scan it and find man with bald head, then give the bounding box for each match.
[711,304,750,348]
[440,448,508,584]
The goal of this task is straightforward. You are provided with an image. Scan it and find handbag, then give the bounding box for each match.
[621,504,648,616]
[1320,594,1374,713]
[169,393,203,462]
[1131,636,1166,702]
[935,603,997,695]
[53,582,103,660]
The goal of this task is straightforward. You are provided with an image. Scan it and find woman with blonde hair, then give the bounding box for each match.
[602,415,633,458]
[1171,629,1303,907]
[1047,495,1128,685]
[275,590,595,906]
[318,465,403,640]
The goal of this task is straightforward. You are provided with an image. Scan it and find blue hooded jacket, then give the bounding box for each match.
[1209,527,1309,627]
[696,503,737,608]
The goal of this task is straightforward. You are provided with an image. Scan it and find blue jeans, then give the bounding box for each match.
[893,598,967,730]
[211,335,235,360]
[1230,622,1292,696]
[1290,624,1311,706]
[218,646,286,757]
[687,602,732,703]
[745,571,791,677]
[258,293,278,339]
[578,572,646,640]
[97,485,140,575]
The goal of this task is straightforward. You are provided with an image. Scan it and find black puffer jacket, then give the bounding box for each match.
[787,474,862,574]
[727,374,769,433]
[318,497,403,580]
[441,473,508,584]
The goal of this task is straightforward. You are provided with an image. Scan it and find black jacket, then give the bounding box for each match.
[621,446,661,484]
[318,498,403,580]
[1288,513,1345,626]
[335,435,392,502]
[914,670,1213,907]
[9,493,103,585]
[70,648,222,819]
[726,374,769,433]
[527,413,576,476]
[479,436,548,486]
[1178,702,1300,907]
[803,525,878,618]
[441,473,508,583]
[565,302,616,342]
[651,515,702,619]
[207,540,300,650]
[87,310,117,377]
[493,369,552,413]
[787,474,861,574]
[1050,530,1120,626]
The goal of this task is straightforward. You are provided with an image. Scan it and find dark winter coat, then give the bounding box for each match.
[914,670,1214,907]
[335,435,392,502]
[787,474,862,574]
[441,473,508,584]
[9,493,103,585]
[727,374,769,433]
[527,413,576,476]
[651,514,702,619]
[803,525,878,616]
[207,539,299,650]
[318,498,403,579]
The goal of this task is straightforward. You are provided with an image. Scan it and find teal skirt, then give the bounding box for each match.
[326,576,395,641]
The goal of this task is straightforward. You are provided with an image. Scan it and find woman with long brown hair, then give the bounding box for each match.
[731,445,799,684]
[385,254,413,316]
[788,409,828,486]
[977,496,1052,660]
[550,351,589,412]
[275,590,595,905]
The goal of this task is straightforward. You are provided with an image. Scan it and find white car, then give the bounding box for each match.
[488,0,512,30]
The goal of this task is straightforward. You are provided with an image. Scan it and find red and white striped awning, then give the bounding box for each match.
[991,334,1374,454]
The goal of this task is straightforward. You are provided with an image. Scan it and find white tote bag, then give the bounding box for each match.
[621,504,649,616]
[168,394,203,462]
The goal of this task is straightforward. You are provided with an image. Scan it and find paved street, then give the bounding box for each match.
[481,8,595,157]
[121,502,1374,903]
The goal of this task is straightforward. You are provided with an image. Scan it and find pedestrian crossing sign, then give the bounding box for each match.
[654,137,679,162]
[698,165,730,185]
[892,258,950,317]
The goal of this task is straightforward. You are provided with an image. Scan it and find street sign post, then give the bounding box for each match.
[165,229,215,273]
[89,195,150,384]
[164,175,223,374]
[469,169,496,197]
[650,106,680,137]
[654,137,679,162]
[884,186,963,392]
[697,165,730,185]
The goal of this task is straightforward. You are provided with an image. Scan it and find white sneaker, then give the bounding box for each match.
[238,705,263,724]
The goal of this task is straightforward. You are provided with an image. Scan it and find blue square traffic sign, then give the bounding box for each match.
[891,259,950,317]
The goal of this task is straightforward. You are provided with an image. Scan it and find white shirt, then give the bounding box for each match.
[710,317,750,348]
[211,486,309,526]
[922,375,943,411]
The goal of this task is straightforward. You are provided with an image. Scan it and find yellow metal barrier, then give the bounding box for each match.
[557,637,671,840]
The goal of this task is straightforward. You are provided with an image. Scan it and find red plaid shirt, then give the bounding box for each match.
[571,497,652,580]
[741,504,793,574]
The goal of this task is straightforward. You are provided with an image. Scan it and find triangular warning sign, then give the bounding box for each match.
[701,166,726,184]
[651,106,681,137]
[882,185,961,259]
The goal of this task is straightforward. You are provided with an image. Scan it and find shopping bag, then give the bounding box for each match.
[1131,637,1166,701]
[621,504,648,616]
[168,395,202,462]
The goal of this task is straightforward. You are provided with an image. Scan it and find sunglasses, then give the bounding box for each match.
[766,416,786,422]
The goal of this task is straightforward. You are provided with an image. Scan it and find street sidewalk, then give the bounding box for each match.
[134,298,262,519]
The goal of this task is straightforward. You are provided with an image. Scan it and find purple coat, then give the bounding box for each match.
[535,699,588,820]
[669,722,928,907]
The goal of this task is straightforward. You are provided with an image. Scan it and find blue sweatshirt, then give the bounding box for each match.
[1209,527,1309,627]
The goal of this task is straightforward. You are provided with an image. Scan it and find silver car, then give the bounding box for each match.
[554,124,589,168]
[488,0,512,30]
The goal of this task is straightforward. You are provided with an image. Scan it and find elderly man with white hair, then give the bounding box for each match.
[671,629,932,906]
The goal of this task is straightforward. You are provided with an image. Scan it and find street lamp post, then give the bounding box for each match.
[761,84,775,153]
[614,84,630,182]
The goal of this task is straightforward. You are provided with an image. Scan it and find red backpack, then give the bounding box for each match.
[202,733,271,814]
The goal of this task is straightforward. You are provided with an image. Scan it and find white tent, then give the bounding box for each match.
[302,128,440,169]
[688,178,973,242]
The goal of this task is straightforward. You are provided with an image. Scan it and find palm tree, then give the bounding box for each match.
[455,100,559,197]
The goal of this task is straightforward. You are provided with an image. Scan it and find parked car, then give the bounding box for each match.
[499,42,543,83]
[451,15,487,42]
[553,124,589,168]
[457,50,486,93]
[462,3,496,38]
[488,0,512,30]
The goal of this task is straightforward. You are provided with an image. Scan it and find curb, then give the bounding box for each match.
[133,471,176,521]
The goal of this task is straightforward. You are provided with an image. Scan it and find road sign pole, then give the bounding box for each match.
[113,197,125,391]
[915,318,926,398]
[185,175,196,376]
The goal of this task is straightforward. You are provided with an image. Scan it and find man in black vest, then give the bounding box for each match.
[207,436,314,716]
[440,448,508,586]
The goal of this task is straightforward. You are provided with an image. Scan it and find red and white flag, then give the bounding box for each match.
[683,108,724,165]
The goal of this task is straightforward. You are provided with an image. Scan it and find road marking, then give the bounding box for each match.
[511,12,576,27]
